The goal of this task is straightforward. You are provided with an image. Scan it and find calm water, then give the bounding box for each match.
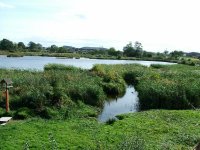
[98,86,139,122]
[0,55,174,70]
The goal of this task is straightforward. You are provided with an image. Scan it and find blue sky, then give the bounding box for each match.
[1,0,200,52]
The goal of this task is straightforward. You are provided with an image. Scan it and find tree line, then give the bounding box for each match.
[0,39,43,52]
[0,38,184,58]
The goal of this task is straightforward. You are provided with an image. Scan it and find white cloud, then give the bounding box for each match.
[0,2,14,9]
[1,0,200,52]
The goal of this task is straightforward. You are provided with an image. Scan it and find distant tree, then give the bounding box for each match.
[28,41,37,50]
[155,52,165,59]
[123,42,135,57]
[123,41,143,57]
[134,41,143,51]
[143,51,153,57]
[108,47,118,56]
[170,50,184,58]
[13,43,18,51]
[58,47,67,53]
[36,43,43,51]
[164,50,169,55]
[18,42,26,50]
[28,41,43,51]
[48,45,59,52]
[134,41,143,57]
[0,39,14,50]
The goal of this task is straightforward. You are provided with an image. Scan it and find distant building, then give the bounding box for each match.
[185,52,200,58]
[79,47,108,51]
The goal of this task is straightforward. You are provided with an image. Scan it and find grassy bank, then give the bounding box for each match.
[1,63,200,149]
[0,64,126,119]
[1,63,200,114]
[0,110,200,149]
[0,50,180,62]
[92,64,200,110]
[1,63,200,117]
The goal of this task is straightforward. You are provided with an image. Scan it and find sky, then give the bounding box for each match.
[0,0,200,52]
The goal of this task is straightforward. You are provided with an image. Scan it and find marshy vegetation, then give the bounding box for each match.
[1,63,200,149]
[92,63,200,110]
[0,64,104,119]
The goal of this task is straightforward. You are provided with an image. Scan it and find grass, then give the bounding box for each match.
[2,63,200,109]
[137,64,200,109]
[0,65,107,119]
[0,110,200,149]
[0,64,128,119]
[1,63,200,116]
[91,64,200,110]
[1,63,200,149]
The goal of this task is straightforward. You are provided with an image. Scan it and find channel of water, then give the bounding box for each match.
[0,55,175,122]
[98,86,139,122]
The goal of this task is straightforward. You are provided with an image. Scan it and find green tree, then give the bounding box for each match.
[0,39,14,50]
[164,50,169,55]
[36,43,43,51]
[123,41,143,57]
[108,47,118,56]
[28,41,37,51]
[18,42,26,50]
[123,42,135,57]
[58,47,67,53]
[143,51,153,57]
[170,50,184,58]
[28,42,43,51]
[134,41,143,57]
[49,45,59,53]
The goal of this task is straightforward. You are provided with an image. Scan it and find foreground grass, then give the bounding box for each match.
[0,110,200,150]
[1,64,200,149]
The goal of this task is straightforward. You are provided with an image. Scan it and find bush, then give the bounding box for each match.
[14,107,33,119]
[92,65,126,96]
[137,79,189,110]
[106,118,117,125]
[44,64,81,71]
[67,83,106,106]
[102,81,125,96]
[0,107,5,117]
[116,115,125,120]
[123,71,140,85]
[38,107,59,119]
[135,65,200,110]
[0,65,107,119]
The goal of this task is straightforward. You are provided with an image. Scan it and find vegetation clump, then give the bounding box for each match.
[90,64,200,110]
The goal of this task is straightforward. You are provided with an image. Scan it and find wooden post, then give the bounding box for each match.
[0,79,13,112]
[5,87,9,112]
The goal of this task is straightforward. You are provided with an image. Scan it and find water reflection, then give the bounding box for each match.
[0,55,175,70]
[98,86,139,122]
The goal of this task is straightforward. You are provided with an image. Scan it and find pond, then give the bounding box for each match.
[98,86,139,122]
[0,55,174,70]
[0,55,175,122]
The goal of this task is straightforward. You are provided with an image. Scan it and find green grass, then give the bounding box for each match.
[1,63,200,149]
[0,64,129,119]
[0,110,200,149]
[91,64,200,110]
[137,64,200,109]
[0,65,108,118]
[1,63,200,112]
